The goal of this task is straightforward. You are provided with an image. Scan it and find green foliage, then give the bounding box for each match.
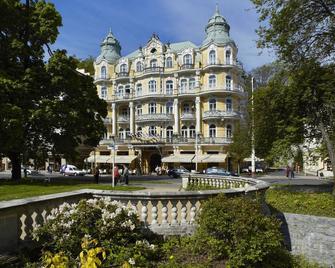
[76,56,95,75]
[266,188,335,217]
[0,0,107,180]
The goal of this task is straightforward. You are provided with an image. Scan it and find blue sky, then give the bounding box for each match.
[50,0,276,71]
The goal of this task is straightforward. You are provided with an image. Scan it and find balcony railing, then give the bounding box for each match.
[135,113,174,123]
[180,63,194,70]
[180,112,196,120]
[117,115,129,123]
[115,93,131,100]
[116,72,129,78]
[203,110,239,120]
[94,75,110,82]
[144,67,164,74]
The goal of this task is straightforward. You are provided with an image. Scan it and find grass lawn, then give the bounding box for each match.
[0,179,145,201]
[266,188,335,218]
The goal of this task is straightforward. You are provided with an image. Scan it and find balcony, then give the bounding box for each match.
[144,67,164,74]
[94,75,110,83]
[202,60,239,70]
[135,113,173,123]
[115,93,131,100]
[203,110,240,120]
[117,115,129,123]
[180,63,194,70]
[116,72,129,78]
[180,112,196,121]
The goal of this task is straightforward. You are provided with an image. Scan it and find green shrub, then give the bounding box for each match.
[193,194,291,267]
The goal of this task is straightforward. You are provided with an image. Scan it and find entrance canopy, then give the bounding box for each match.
[85,155,137,164]
[161,154,227,163]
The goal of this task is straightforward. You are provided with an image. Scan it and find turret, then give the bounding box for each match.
[96,29,121,64]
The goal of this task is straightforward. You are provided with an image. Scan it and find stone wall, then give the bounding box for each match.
[279,213,335,266]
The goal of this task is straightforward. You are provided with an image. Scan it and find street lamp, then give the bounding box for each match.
[108,136,116,187]
[251,77,256,177]
[195,132,201,172]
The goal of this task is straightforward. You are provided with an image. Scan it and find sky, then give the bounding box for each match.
[50,0,276,71]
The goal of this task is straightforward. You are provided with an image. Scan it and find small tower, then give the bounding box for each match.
[202,5,235,48]
[96,29,121,64]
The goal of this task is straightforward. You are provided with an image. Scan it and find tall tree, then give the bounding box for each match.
[0,0,107,180]
[252,0,335,189]
[76,56,95,75]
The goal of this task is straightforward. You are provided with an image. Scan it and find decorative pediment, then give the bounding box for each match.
[144,34,164,56]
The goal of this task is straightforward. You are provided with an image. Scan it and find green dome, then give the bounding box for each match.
[202,6,235,47]
[96,29,121,64]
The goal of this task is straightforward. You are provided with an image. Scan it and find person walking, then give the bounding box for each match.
[94,168,100,184]
[114,166,120,185]
[123,164,129,185]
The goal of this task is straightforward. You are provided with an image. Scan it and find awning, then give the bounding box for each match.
[85,155,137,164]
[199,154,227,163]
[162,154,195,163]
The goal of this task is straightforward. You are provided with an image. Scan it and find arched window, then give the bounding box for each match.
[101,66,106,78]
[181,125,188,138]
[226,98,232,112]
[183,103,190,113]
[166,80,174,95]
[149,126,157,136]
[209,124,216,138]
[150,59,157,68]
[226,75,232,90]
[166,126,173,139]
[226,125,232,138]
[136,83,142,96]
[180,79,187,93]
[189,125,196,138]
[125,85,130,94]
[209,50,216,65]
[209,75,216,88]
[149,102,156,114]
[136,61,143,72]
[100,86,107,99]
[125,128,130,138]
[119,128,124,139]
[209,98,216,111]
[137,127,142,136]
[136,104,142,115]
[183,54,192,65]
[166,57,172,68]
[120,64,127,73]
[189,78,195,90]
[117,85,124,96]
[225,50,231,64]
[166,101,173,114]
[149,80,157,93]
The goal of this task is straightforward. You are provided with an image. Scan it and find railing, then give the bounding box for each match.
[115,93,131,100]
[0,176,269,252]
[180,112,196,120]
[144,67,164,74]
[117,115,129,123]
[116,72,129,78]
[203,110,239,120]
[136,113,174,122]
[180,63,194,70]
[94,75,110,82]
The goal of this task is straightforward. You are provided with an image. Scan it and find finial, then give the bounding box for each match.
[215,2,220,14]
[109,27,112,34]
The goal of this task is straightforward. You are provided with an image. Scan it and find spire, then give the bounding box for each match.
[215,2,220,15]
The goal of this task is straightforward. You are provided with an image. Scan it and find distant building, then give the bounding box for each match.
[89,6,247,174]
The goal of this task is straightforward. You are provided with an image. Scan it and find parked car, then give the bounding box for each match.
[256,167,264,173]
[63,165,86,176]
[168,167,190,178]
[205,167,240,177]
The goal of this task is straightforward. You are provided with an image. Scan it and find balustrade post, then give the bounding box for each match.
[141,201,148,226]
[170,201,178,225]
[180,201,187,225]
[161,201,168,225]
[151,201,158,225]
[190,204,196,224]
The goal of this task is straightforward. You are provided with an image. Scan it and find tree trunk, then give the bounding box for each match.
[237,161,240,175]
[8,152,21,181]
[319,121,335,194]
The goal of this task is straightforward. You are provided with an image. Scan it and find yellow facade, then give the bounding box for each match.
[91,7,247,174]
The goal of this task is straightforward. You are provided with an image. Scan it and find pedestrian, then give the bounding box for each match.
[23,168,27,178]
[114,166,120,185]
[94,168,100,184]
[286,165,290,178]
[291,168,295,179]
[123,164,129,185]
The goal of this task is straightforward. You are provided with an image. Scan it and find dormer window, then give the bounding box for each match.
[183,54,192,65]
[166,57,172,68]
[136,61,143,72]
[209,50,216,65]
[101,66,107,78]
[120,64,127,73]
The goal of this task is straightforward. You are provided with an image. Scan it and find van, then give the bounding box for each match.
[63,165,86,176]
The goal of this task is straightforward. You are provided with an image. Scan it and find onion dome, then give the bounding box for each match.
[96,29,121,64]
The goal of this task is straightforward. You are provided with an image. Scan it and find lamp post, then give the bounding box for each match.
[108,136,116,187]
[195,132,198,172]
[251,77,256,177]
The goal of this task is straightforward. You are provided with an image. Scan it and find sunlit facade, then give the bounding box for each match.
[90,7,247,174]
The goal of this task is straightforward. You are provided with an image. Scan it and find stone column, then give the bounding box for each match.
[195,96,201,133]
[112,103,116,136]
[173,98,179,134]
[174,73,179,95]
[129,101,134,135]
[195,70,201,88]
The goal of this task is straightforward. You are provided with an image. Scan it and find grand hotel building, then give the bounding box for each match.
[89,7,247,174]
